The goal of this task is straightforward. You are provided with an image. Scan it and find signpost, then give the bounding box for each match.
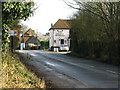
[10,28,20,37]
[9,28,20,52]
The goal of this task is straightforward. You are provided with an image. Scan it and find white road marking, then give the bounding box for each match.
[106,70,117,74]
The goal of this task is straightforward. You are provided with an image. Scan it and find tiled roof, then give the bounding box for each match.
[24,36,30,43]
[49,19,71,30]
[26,36,40,44]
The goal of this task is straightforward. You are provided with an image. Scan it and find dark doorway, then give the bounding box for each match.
[61,39,64,44]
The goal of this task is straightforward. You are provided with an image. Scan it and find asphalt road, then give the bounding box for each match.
[18,50,119,88]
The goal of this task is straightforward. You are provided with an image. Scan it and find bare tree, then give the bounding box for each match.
[64,0,120,41]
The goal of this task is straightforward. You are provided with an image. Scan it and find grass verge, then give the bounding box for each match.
[1,51,45,88]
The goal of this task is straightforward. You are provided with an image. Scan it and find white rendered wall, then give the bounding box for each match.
[49,29,70,49]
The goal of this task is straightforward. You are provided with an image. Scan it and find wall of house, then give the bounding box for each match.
[49,29,70,50]
[49,30,54,48]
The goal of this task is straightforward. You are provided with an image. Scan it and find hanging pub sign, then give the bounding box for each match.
[10,28,20,37]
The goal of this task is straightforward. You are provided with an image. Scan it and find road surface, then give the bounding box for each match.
[18,50,119,88]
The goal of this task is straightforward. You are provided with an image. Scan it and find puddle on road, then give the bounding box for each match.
[29,54,37,56]
[45,67,53,71]
[46,62,56,66]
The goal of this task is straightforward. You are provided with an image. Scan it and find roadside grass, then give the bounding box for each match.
[39,48,49,51]
[1,51,45,88]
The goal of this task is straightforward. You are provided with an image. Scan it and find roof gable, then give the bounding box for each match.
[24,28,35,36]
[24,36,30,43]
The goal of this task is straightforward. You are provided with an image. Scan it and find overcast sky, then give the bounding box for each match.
[21,0,77,34]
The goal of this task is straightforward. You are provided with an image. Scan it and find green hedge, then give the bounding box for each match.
[40,40,49,49]
[71,41,119,65]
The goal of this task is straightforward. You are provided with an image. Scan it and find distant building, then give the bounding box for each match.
[49,19,71,51]
[21,28,40,50]
[24,36,40,49]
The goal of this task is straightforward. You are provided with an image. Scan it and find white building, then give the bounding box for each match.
[49,19,71,51]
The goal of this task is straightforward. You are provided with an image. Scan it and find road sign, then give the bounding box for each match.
[10,28,20,37]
